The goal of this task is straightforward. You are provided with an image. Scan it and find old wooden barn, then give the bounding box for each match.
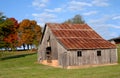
[38,23,118,69]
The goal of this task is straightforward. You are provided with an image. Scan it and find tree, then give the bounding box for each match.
[3,18,19,50]
[64,14,85,24]
[0,19,13,50]
[18,19,42,50]
[30,20,42,48]
[18,19,31,50]
[33,25,42,48]
[0,12,6,23]
[0,13,8,49]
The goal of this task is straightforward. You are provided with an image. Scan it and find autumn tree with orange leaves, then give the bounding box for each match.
[0,12,42,50]
[19,19,42,50]
[3,18,19,50]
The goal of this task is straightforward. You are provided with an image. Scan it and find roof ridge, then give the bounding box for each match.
[65,23,87,25]
[51,29,93,31]
[57,37,102,39]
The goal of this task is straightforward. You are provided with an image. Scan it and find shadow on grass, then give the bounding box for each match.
[0,53,36,61]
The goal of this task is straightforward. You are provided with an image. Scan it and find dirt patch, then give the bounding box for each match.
[67,63,118,69]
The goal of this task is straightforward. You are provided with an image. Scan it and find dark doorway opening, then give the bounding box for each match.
[46,47,52,63]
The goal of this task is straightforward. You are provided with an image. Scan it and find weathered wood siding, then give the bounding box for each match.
[38,26,49,61]
[65,49,117,66]
[57,41,67,67]
[50,31,58,60]
[38,25,117,67]
[38,26,58,62]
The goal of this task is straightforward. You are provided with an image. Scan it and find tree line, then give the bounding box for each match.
[0,12,42,51]
[0,11,85,51]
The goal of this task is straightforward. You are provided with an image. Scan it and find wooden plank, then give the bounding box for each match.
[64,49,117,66]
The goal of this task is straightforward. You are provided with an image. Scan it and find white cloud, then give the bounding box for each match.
[89,16,120,29]
[89,16,109,24]
[68,1,92,11]
[45,8,62,12]
[41,0,49,3]
[83,11,98,16]
[106,24,120,29]
[89,23,119,39]
[32,12,57,26]
[89,15,120,29]
[92,0,109,7]
[112,16,120,20]
[32,12,56,20]
[67,0,109,11]
[32,0,49,8]
[88,15,120,39]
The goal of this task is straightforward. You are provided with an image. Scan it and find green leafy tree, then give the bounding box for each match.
[0,18,17,50]
[3,18,19,51]
[64,14,85,24]
[0,12,6,23]
[0,12,7,49]
[0,13,19,51]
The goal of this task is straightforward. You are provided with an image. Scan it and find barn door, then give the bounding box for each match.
[62,52,67,68]
[46,47,52,63]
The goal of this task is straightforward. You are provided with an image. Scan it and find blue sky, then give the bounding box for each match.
[0,0,120,40]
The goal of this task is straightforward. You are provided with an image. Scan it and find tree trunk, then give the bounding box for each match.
[23,44,25,50]
[27,44,29,50]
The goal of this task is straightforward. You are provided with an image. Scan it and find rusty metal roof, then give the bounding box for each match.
[46,23,116,50]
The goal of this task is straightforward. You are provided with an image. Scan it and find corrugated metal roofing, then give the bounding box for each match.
[46,23,116,50]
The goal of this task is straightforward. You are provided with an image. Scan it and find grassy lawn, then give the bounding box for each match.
[0,50,36,57]
[0,47,120,78]
[0,51,36,60]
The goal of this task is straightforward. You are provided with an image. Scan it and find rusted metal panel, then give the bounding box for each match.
[46,23,116,50]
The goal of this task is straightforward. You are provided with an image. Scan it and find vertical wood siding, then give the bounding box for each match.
[38,26,50,61]
[57,41,67,67]
[38,26,59,62]
[50,32,58,60]
[66,49,117,66]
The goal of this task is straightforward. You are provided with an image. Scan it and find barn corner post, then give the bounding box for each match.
[116,48,118,63]
[109,48,118,64]
[62,52,68,69]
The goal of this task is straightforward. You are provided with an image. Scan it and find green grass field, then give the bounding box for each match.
[0,46,120,78]
[0,50,36,57]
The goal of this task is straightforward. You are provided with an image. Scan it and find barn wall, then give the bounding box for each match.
[110,49,118,63]
[50,30,58,60]
[38,26,59,62]
[38,26,49,61]
[57,41,67,67]
[66,49,117,66]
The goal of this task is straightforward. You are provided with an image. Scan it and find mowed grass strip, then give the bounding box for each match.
[0,46,120,78]
[0,51,36,60]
